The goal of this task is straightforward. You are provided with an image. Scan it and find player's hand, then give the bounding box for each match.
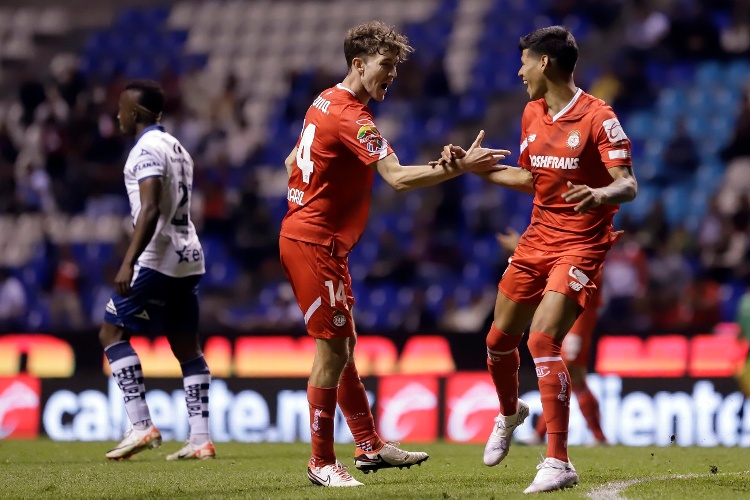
[562,181,606,213]
[114,263,134,297]
[429,144,466,167]
[496,227,521,253]
[429,131,510,172]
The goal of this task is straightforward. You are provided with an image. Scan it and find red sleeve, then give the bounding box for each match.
[592,106,633,169]
[517,106,532,170]
[339,106,393,165]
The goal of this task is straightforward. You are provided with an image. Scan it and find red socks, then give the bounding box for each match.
[575,387,606,442]
[337,363,383,452]
[527,331,570,462]
[307,384,337,467]
[486,324,523,416]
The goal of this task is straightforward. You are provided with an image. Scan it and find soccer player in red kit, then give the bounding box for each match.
[497,229,608,448]
[438,26,637,493]
[279,21,510,488]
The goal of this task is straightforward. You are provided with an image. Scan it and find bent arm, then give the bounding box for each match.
[373,153,470,192]
[474,166,535,195]
[599,165,638,204]
[123,177,162,267]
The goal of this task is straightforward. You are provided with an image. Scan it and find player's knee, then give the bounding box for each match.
[527,331,560,359]
[99,322,124,348]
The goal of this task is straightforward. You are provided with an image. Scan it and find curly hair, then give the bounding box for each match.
[344,20,414,68]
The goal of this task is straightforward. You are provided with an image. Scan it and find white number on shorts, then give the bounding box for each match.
[296,122,316,183]
[324,279,346,306]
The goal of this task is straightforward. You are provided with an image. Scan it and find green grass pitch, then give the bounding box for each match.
[0,440,748,499]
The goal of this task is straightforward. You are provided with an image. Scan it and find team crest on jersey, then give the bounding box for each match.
[566,130,581,150]
[357,124,381,141]
[332,310,347,327]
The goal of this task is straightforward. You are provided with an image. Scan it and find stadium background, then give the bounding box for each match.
[0,0,749,446]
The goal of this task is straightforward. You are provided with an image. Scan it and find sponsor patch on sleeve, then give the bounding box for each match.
[356,121,388,157]
[608,149,631,160]
[602,118,628,143]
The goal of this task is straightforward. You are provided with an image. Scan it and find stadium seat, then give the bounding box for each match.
[688,334,750,378]
[203,336,232,378]
[398,335,455,375]
[595,335,688,377]
[234,336,313,377]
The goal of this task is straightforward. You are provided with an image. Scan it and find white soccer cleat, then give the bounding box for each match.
[483,398,530,466]
[166,441,216,460]
[307,460,364,487]
[106,426,162,460]
[523,457,579,494]
[354,442,429,473]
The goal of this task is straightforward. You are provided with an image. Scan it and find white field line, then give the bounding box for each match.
[586,471,750,500]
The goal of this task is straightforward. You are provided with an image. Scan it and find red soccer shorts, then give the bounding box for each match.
[499,243,603,312]
[279,236,355,339]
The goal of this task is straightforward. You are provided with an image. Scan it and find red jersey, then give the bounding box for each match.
[280,84,393,256]
[517,89,633,257]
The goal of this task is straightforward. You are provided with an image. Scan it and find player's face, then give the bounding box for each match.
[359,50,399,102]
[518,49,547,100]
[117,91,137,136]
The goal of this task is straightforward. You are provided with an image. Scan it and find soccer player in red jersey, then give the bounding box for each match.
[279,21,510,488]
[496,229,608,448]
[438,26,637,493]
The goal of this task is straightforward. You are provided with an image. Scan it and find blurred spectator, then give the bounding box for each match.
[624,0,670,56]
[399,288,438,333]
[720,83,750,163]
[588,64,622,105]
[648,238,694,330]
[0,267,27,332]
[365,230,416,286]
[600,232,649,333]
[720,0,750,56]
[439,289,495,333]
[685,274,722,331]
[663,1,723,61]
[612,53,655,112]
[658,118,699,182]
[49,244,85,330]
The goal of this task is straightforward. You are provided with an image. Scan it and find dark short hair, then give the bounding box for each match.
[344,20,414,68]
[124,79,165,116]
[519,26,578,75]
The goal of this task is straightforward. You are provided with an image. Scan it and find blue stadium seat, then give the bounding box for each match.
[694,61,723,87]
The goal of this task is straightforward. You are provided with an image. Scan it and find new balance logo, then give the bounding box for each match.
[134,310,150,320]
[568,281,583,292]
[106,299,117,315]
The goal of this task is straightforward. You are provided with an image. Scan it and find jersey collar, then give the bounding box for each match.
[135,124,165,144]
[551,88,583,122]
[336,83,357,97]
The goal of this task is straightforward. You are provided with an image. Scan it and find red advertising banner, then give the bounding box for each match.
[0,375,41,439]
[376,375,439,443]
[444,372,500,443]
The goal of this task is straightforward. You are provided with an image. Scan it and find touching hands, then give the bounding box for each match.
[429,130,510,172]
[562,181,605,213]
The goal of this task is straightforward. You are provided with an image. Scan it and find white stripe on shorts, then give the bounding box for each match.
[304,297,322,324]
[533,356,563,363]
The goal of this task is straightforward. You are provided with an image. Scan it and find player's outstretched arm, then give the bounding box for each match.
[284,147,297,179]
[115,177,162,296]
[432,143,534,195]
[562,165,637,214]
[374,130,509,192]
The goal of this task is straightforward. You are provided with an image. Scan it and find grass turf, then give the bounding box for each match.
[0,440,748,499]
